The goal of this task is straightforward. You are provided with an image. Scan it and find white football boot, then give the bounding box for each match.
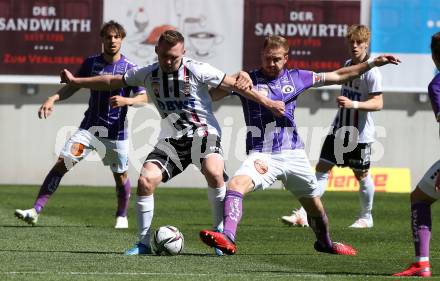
[14,208,39,226]
[349,216,373,228]
[115,216,128,229]
[281,207,309,227]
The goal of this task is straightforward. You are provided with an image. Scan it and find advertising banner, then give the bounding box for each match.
[0,0,103,78]
[371,0,440,92]
[243,0,360,72]
[104,0,244,74]
[326,167,411,193]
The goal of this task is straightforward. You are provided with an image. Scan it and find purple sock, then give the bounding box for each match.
[308,212,333,248]
[411,201,431,258]
[223,190,243,242]
[33,169,64,213]
[116,179,131,217]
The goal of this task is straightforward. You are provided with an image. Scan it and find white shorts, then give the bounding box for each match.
[60,129,129,173]
[233,149,319,198]
[418,160,440,199]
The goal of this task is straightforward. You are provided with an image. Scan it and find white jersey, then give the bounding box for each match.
[331,59,383,143]
[124,57,225,139]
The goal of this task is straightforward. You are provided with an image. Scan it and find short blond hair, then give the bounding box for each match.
[346,25,370,43]
[263,36,289,54]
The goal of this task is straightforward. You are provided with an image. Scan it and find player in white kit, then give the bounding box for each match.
[59,30,285,256]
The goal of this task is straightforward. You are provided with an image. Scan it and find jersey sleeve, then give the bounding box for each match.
[75,57,92,78]
[428,76,440,119]
[123,65,154,87]
[366,67,383,95]
[193,61,226,88]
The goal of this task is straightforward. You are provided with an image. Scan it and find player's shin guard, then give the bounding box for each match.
[308,212,332,249]
[207,184,226,230]
[116,179,131,217]
[136,195,154,246]
[411,201,431,259]
[223,190,243,242]
[34,169,64,213]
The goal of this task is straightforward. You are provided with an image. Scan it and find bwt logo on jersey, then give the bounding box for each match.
[157,98,196,111]
[342,88,361,100]
[282,84,295,94]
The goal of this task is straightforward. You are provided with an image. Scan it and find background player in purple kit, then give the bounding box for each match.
[14,21,147,229]
[200,35,400,256]
[282,25,382,229]
[392,32,440,278]
[58,30,284,256]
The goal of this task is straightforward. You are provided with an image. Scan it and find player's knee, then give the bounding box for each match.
[227,176,249,193]
[354,170,368,181]
[53,158,70,175]
[137,175,159,195]
[203,167,224,187]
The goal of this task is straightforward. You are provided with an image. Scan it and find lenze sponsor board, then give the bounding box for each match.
[325,167,411,193]
[0,0,103,75]
[243,0,360,72]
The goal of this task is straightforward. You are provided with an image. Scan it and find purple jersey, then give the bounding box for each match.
[77,54,144,140]
[429,73,440,119]
[236,68,314,154]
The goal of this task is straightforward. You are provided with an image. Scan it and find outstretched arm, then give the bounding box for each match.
[60,69,126,90]
[218,72,285,117]
[38,85,80,119]
[109,92,148,108]
[209,87,230,101]
[323,55,400,86]
[337,93,383,111]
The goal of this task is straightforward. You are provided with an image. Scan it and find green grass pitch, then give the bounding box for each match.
[0,185,439,280]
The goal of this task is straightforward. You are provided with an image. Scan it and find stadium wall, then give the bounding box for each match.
[0,84,437,190]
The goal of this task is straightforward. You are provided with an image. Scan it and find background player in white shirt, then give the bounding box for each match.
[60,30,284,256]
[281,25,383,228]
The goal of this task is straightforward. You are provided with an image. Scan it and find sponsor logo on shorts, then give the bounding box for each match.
[70,143,85,157]
[254,159,268,174]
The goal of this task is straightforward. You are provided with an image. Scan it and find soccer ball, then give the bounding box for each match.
[150,225,184,256]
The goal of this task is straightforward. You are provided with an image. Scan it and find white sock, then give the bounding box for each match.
[316,171,330,197]
[415,256,430,262]
[359,174,374,218]
[136,195,154,246]
[207,184,226,231]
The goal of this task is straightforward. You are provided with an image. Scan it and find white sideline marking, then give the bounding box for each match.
[0,272,422,279]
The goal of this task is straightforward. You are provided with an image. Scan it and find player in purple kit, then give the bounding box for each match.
[282,25,382,228]
[199,35,400,256]
[57,30,284,256]
[392,32,440,278]
[14,21,147,229]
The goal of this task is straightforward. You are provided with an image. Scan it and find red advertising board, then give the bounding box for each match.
[0,0,103,76]
[243,0,360,72]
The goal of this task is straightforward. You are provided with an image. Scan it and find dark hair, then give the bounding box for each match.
[100,20,126,39]
[263,35,289,54]
[431,32,440,61]
[158,30,184,46]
